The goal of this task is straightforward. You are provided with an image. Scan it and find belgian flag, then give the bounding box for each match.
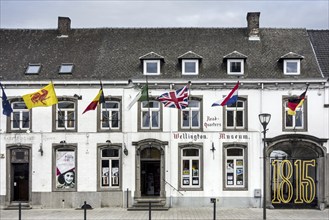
[83,85,105,114]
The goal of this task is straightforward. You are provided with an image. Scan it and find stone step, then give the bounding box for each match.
[5,203,32,210]
[127,206,169,211]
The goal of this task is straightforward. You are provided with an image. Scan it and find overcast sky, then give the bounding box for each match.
[0,0,328,29]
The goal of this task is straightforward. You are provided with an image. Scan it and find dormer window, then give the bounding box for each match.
[59,63,74,74]
[143,60,160,75]
[279,52,304,75]
[283,59,300,75]
[227,59,244,75]
[223,51,247,75]
[139,52,164,76]
[182,60,199,75]
[25,64,41,75]
[178,51,202,76]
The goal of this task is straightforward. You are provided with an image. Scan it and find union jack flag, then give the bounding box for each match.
[157,85,189,109]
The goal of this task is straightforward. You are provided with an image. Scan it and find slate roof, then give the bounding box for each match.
[308,30,329,77]
[0,27,323,82]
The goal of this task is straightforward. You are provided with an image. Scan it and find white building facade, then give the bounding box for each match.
[0,13,328,210]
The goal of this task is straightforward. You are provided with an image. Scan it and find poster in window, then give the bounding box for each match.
[192,169,199,177]
[227,173,234,185]
[236,168,243,185]
[227,160,234,172]
[112,167,119,186]
[102,167,109,186]
[183,177,190,185]
[56,151,75,189]
[183,169,190,175]
[236,160,243,166]
[192,177,199,185]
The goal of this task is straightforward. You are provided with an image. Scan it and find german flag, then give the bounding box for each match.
[287,86,308,115]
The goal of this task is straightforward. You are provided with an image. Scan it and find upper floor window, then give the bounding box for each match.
[98,146,121,190]
[53,98,77,131]
[25,64,41,75]
[227,59,244,75]
[59,63,74,74]
[8,100,30,132]
[179,98,202,131]
[98,98,121,132]
[182,59,199,75]
[223,145,248,190]
[139,100,161,131]
[143,60,160,75]
[179,144,203,190]
[53,145,77,191]
[224,97,247,130]
[283,59,300,75]
[283,98,307,131]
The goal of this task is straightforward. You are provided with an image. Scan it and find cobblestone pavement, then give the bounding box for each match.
[0,207,328,220]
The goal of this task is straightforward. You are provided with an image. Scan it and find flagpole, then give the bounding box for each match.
[146,76,151,130]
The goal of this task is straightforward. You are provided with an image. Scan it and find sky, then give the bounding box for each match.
[0,0,328,29]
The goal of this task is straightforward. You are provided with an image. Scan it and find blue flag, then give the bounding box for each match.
[1,83,13,116]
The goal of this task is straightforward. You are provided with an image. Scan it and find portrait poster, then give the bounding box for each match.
[56,151,75,189]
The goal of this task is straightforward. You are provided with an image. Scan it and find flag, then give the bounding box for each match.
[127,85,149,110]
[22,82,58,109]
[287,87,308,116]
[212,81,240,107]
[157,85,189,109]
[82,88,105,114]
[0,83,13,116]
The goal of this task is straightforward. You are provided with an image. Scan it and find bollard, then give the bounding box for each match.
[126,188,129,208]
[84,201,87,220]
[18,202,21,220]
[149,202,151,220]
[210,198,216,220]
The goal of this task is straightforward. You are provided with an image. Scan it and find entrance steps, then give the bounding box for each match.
[5,202,32,210]
[128,197,169,211]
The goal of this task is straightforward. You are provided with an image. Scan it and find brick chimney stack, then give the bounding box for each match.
[58,17,71,36]
[247,12,260,41]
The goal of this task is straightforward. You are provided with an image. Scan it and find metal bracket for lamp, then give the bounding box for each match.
[123,143,128,156]
[38,143,44,156]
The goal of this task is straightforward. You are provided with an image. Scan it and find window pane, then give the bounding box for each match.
[236,111,243,127]
[185,62,196,73]
[183,149,199,156]
[58,102,74,109]
[227,148,243,156]
[67,111,75,128]
[26,65,41,74]
[22,112,30,128]
[102,111,109,128]
[286,62,297,73]
[192,160,199,185]
[230,62,241,72]
[101,160,109,187]
[13,112,20,128]
[236,101,243,108]
[111,160,119,186]
[227,111,234,126]
[152,111,159,127]
[148,101,159,108]
[108,102,119,109]
[182,111,189,127]
[236,168,243,185]
[142,112,150,127]
[59,64,73,74]
[188,100,199,107]
[57,111,65,128]
[111,111,119,128]
[147,62,158,73]
[295,111,303,127]
[192,111,199,127]
[102,149,119,157]
[285,112,293,127]
[13,102,27,109]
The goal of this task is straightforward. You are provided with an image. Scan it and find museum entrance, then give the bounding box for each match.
[141,160,160,196]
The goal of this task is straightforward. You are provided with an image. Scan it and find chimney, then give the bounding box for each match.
[58,17,71,36]
[246,12,260,41]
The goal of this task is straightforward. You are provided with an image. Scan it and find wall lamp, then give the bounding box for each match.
[123,143,128,156]
[38,143,44,156]
[106,140,111,144]
[60,140,66,145]
[74,94,82,100]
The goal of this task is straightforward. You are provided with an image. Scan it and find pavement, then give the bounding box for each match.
[0,207,328,220]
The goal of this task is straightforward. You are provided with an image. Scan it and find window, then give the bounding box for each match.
[59,63,74,74]
[53,146,77,191]
[224,97,247,130]
[180,98,202,131]
[53,98,77,131]
[179,144,203,190]
[182,60,199,75]
[143,60,160,75]
[223,145,248,190]
[98,98,121,131]
[283,98,307,131]
[139,100,161,130]
[284,59,300,75]
[7,100,31,132]
[25,64,41,74]
[98,146,121,190]
[227,59,244,75]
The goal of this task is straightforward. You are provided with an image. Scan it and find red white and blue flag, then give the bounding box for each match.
[212,81,239,107]
[157,85,189,109]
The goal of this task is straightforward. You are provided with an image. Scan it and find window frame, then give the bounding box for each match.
[7,98,31,133]
[97,97,122,132]
[283,59,300,75]
[143,60,161,75]
[138,98,162,131]
[223,97,248,131]
[178,144,203,191]
[52,144,77,192]
[182,59,199,75]
[97,144,122,191]
[179,97,203,131]
[227,59,244,75]
[282,96,307,131]
[25,64,41,75]
[52,97,77,132]
[223,144,248,191]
